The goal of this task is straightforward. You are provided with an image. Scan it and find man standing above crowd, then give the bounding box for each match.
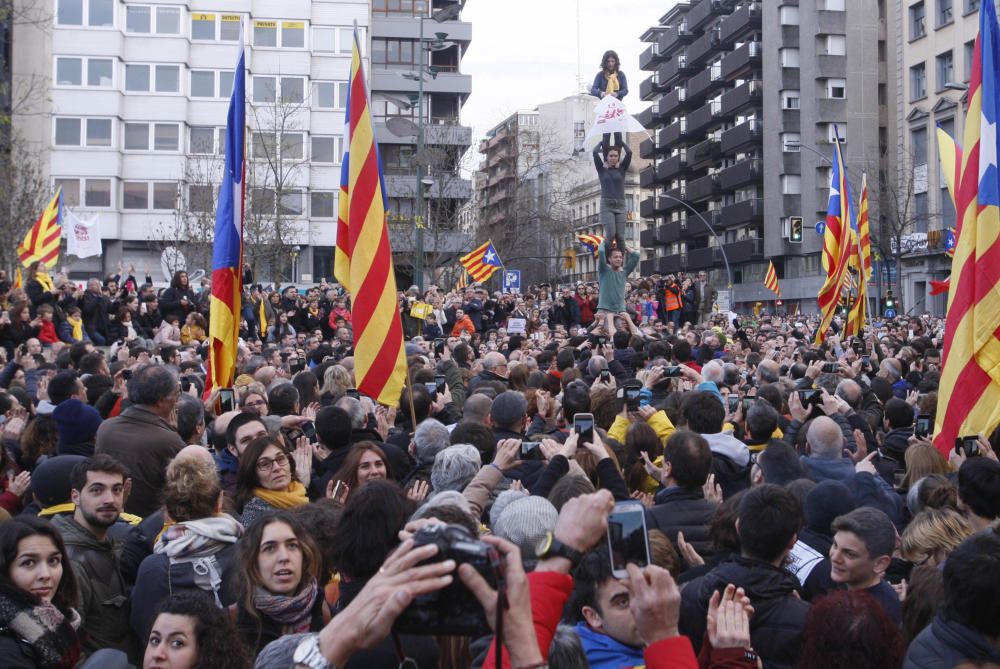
[593,239,639,337]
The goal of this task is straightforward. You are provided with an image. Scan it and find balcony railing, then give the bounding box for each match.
[686,99,723,136]
[687,0,731,32]
[718,158,762,191]
[657,87,689,119]
[721,41,761,81]
[688,138,721,171]
[720,79,763,117]
[719,198,763,227]
[658,21,694,57]
[720,2,762,45]
[687,27,722,67]
[720,118,762,154]
[686,174,721,202]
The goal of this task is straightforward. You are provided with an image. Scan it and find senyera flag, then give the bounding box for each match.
[763,260,781,298]
[333,26,407,406]
[815,127,856,344]
[846,173,871,337]
[205,28,246,395]
[934,0,1000,456]
[18,188,63,268]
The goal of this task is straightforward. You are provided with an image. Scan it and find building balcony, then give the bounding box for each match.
[424,122,473,147]
[686,174,721,202]
[640,194,660,218]
[816,54,846,78]
[686,63,727,102]
[727,238,764,263]
[639,43,667,71]
[660,119,689,147]
[719,198,763,227]
[686,99,723,137]
[658,219,688,243]
[658,253,686,274]
[720,2,762,45]
[636,106,654,129]
[657,152,689,181]
[720,80,763,117]
[816,97,846,121]
[816,9,847,34]
[388,227,472,255]
[659,55,697,87]
[687,27,722,67]
[661,186,689,211]
[641,258,658,275]
[640,165,657,188]
[656,87,690,119]
[720,118,762,154]
[640,139,656,160]
[658,21,695,57]
[721,41,761,82]
[687,246,718,270]
[718,158,762,191]
[687,0,732,32]
[688,138,721,171]
[640,226,657,248]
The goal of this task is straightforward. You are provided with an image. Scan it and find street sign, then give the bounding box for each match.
[503,270,521,294]
[815,221,826,236]
[716,289,731,313]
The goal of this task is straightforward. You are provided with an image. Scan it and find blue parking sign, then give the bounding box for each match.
[503,270,521,294]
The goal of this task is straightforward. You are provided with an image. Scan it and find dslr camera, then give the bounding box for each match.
[394,523,504,636]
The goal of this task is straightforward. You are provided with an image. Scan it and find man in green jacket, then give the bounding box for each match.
[51,455,137,661]
[594,238,640,336]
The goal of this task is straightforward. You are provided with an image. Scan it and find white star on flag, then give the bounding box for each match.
[980,112,997,183]
[484,250,496,264]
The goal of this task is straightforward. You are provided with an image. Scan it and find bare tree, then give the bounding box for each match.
[0,133,52,272]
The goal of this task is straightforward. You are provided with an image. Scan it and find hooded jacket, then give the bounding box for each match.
[575,622,644,669]
[904,613,1000,669]
[702,432,752,498]
[680,555,810,669]
[646,487,717,558]
[50,514,135,659]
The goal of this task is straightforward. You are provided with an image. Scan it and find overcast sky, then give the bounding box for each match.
[460,0,673,144]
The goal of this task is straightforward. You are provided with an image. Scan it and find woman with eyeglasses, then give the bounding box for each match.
[233,511,327,655]
[235,435,309,528]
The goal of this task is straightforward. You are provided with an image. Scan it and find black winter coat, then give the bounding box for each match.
[680,555,810,669]
[645,487,717,558]
[904,613,1000,669]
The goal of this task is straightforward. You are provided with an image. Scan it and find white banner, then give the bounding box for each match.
[64,209,102,259]
[584,96,650,145]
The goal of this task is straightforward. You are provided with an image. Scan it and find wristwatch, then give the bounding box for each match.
[535,531,584,567]
[293,634,333,669]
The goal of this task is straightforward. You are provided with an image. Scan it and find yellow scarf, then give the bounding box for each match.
[68,316,84,342]
[35,271,54,293]
[258,298,268,337]
[605,71,620,95]
[38,503,142,525]
[253,481,309,509]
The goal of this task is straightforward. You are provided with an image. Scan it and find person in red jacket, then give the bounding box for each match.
[451,307,476,337]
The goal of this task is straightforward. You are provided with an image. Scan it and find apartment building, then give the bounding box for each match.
[637,0,889,313]
[896,0,983,315]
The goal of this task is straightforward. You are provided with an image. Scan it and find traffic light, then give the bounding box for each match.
[563,248,576,270]
[789,217,803,243]
[885,290,895,309]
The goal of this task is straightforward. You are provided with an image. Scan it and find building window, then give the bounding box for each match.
[372,0,433,16]
[123,182,148,209]
[910,62,927,99]
[781,90,800,109]
[910,2,926,39]
[311,191,335,218]
[313,81,348,109]
[280,133,304,161]
[125,63,180,93]
[782,132,801,152]
[122,182,176,210]
[254,19,306,48]
[912,126,929,167]
[189,127,216,154]
[54,117,112,147]
[191,13,242,41]
[781,175,801,194]
[823,0,846,9]
[964,40,974,81]
[779,6,800,24]
[54,178,81,206]
[191,70,215,97]
[372,38,424,70]
[88,58,113,86]
[966,0,980,14]
[279,190,304,216]
[56,56,113,87]
[153,182,177,209]
[312,26,365,54]
[825,35,847,55]
[84,178,112,207]
[124,123,148,150]
[915,191,929,231]
[252,76,276,103]
[826,78,847,98]
[937,50,954,89]
[937,0,953,26]
[56,0,114,27]
[280,77,305,103]
[54,118,81,146]
[125,5,180,34]
[188,185,215,213]
[154,123,179,151]
[55,58,81,85]
[780,48,800,68]
[827,122,848,143]
[311,136,342,163]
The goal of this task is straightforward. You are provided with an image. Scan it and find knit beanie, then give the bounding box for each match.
[489,489,528,529]
[30,455,87,507]
[52,398,103,448]
[805,480,856,536]
[412,490,474,519]
[494,496,558,557]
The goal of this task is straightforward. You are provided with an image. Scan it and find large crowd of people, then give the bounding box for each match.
[0,256,998,669]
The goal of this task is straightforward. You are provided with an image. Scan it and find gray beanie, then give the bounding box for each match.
[489,489,528,528]
[412,490,474,519]
[494,495,558,557]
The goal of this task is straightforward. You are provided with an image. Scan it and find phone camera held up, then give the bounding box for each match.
[955,436,981,458]
[394,523,503,637]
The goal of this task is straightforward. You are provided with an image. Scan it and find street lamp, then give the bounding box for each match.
[290,245,301,284]
[657,192,734,289]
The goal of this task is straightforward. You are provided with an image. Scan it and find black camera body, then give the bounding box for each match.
[394,523,503,637]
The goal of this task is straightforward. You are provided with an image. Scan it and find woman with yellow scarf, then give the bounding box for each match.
[234,435,311,527]
[590,49,630,149]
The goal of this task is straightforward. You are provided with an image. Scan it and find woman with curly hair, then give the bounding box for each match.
[590,49,629,150]
[143,591,251,669]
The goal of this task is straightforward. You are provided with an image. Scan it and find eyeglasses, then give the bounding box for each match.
[256,453,288,472]
[244,399,267,408]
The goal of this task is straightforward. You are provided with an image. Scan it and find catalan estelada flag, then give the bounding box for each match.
[333,28,407,406]
[18,189,62,268]
[460,240,504,283]
[930,127,964,297]
[934,0,1000,455]
[815,127,857,344]
[763,260,781,298]
[846,173,871,337]
[205,29,246,394]
[577,233,605,258]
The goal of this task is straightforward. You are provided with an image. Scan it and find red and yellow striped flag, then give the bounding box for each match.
[846,173,871,337]
[763,260,781,298]
[455,270,468,291]
[460,240,504,283]
[815,130,857,344]
[577,233,605,258]
[18,189,62,268]
[333,28,407,406]
[934,0,1000,456]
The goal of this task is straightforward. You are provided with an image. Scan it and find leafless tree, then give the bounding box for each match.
[146,154,220,277]
[0,133,52,272]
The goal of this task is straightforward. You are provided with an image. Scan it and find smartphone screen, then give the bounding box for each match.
[607,501,650,578]
[742,397,753,413]
[727,394,739,412]
[625,387,641,411]
[662,366,682,378]
[435,374,447,393]
[915,414,931,438]
[574,413,594,445]
[520,441,542,459]
[218,388,236,413]
[300,420,317,441]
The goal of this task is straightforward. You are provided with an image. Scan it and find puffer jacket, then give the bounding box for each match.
[904,613,1000,669]
[679,555,810,669]
[645,487,717,558]
[50,514,135,660]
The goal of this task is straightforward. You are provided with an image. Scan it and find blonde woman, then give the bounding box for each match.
[900,507,974,567]
[320,364,353,404]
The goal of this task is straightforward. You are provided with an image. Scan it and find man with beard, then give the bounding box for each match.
[51,455,137,660]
